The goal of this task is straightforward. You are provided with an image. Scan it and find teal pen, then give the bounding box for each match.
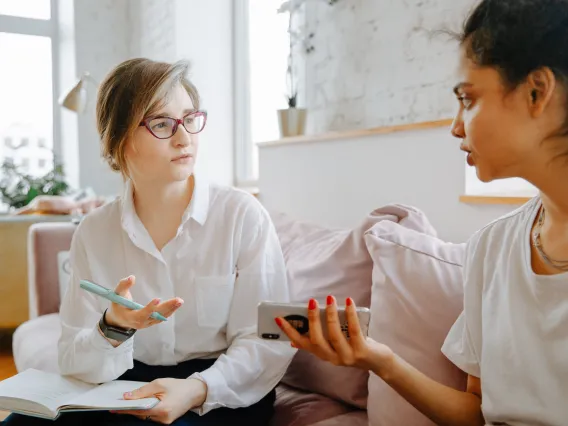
[79,279,168,322]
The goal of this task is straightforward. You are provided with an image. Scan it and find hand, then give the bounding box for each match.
[105,275,183,330]
[113,378,207,424]
[276,296,394,375]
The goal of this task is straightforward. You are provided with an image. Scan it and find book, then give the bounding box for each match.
[0,368,159,420]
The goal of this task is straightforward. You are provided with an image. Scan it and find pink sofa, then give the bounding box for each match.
[12,221,368,426]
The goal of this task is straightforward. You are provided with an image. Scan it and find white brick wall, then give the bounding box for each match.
[303,0,477,133]
[129,0,177,62]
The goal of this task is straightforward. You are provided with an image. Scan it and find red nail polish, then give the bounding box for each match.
[346,297,353,307]
[327,295,334,305]
[275,317,283,327]
[308,299,316,310]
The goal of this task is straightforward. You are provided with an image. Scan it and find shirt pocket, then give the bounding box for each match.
[195,273,236,328]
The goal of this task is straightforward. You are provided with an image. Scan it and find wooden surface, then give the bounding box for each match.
[0,220,33,328]
[0,352,16,420]
[459,195,533,205]
[0,216,71,328]
[257,118,454,147]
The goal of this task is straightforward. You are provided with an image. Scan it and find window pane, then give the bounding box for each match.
[0,0,51,20]
[248,0,290,180]
[0,33,53,179]
[465,164,538,197]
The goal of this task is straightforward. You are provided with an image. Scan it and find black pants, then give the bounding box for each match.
[2,359,275,425]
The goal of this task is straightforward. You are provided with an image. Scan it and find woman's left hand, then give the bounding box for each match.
[113,378,207,424]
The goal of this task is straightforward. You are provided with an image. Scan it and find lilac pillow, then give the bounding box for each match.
[364,221,467,425]
[268,205,437,409]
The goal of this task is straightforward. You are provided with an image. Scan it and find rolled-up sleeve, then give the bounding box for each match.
[189,198,296,414]
[57,223,134,383]
[441,233,482,378]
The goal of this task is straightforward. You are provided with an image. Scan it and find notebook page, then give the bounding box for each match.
[0,369,94,413]
[65,380,158,410]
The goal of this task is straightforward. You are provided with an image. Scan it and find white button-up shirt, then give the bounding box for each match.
[57,176,296,414]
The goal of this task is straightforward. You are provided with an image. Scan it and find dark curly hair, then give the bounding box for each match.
[460,0,568,94]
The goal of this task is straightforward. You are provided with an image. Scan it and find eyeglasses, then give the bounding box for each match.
[139,110,207,139]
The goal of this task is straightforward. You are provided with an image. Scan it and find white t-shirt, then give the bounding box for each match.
[442,197,568,426]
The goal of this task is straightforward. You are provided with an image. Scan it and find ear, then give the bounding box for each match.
[526,67,557,117]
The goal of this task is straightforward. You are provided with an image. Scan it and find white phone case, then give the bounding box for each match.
[257,301,371,342]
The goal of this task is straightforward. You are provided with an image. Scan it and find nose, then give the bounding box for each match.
[451,113,465,139]
[173,123,192,147]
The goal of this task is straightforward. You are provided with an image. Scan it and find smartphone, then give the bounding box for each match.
[257,301,371,342]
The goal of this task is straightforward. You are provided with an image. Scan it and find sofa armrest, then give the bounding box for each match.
[27,222,77,318]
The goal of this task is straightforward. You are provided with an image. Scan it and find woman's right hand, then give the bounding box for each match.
[104,275,184,330]
[276,296,394,376]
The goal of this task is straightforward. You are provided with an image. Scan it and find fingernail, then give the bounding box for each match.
[128,276,133,283]
[153,299,160,306]
[346,297,353,307]
[275,317,283,327]
[124,392,132,397]
[308,299,316,310]
[327,295,334,306]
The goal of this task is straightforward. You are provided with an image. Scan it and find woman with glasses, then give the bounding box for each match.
[2,58,295,426]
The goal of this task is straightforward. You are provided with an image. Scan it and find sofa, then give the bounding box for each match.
[13,204,468,425]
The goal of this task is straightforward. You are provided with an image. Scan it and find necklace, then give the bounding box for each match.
[532,206,568,272]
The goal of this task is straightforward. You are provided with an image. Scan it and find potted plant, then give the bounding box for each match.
[0,156,71,213]
[276,0,309,138]
[276,0,339,137]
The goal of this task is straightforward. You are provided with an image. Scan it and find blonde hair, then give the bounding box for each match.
[96,58,200,174]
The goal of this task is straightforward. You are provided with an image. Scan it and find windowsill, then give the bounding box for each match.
[459,195,534,205]
[256,119,454,148]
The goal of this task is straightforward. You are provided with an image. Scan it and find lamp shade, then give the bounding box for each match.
[59,77,87,113]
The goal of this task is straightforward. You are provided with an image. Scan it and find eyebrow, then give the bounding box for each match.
[153,108,197,118]
[453,82,473,95]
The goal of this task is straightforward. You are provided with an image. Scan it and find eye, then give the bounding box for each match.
[150,119,171,130]
[458,96,473,109]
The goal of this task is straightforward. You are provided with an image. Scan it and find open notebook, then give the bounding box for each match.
[0,368,159,420]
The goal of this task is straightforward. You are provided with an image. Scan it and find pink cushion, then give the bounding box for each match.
[364,221,467,426]
[310,411,368,426]
[269,205,437,409]
[271,384,357,426]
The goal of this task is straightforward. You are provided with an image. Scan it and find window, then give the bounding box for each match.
[234,0,290,187]
[0,1,57,179]
[0,0,51,20]
[465,164,538,197]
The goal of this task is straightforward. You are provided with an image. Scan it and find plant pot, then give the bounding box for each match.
[277,108,307,138]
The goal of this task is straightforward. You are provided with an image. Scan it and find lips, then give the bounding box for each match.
[172,153,192,161]
[460,145,474,166]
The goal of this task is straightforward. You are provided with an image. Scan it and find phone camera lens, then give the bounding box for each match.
[261,333,280,340]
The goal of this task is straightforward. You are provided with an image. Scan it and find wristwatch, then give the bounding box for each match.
[98,309,136,342]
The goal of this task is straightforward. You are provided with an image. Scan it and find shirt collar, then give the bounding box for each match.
[183,174,209,226]
[120,175,210,233]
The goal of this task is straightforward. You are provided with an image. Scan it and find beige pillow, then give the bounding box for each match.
[364,221,467,425]
[269,204,438,409]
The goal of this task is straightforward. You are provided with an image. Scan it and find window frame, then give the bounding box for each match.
[0,0,62,165]
[233,0,256,189]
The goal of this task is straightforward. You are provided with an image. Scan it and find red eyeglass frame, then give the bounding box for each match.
[139,110,208,139]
